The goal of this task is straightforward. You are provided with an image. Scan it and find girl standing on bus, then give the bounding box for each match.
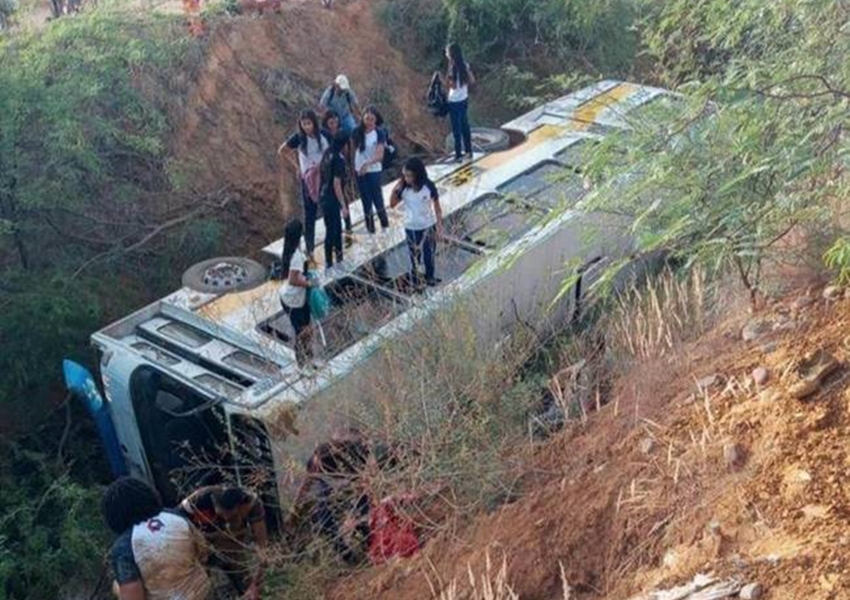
[445,43,475,162]
[390,157,443,289]
[280,110,329,257]
[353,107,389,234]
[319,132,350,270]
[322,110,354,237]
[279,219,317,367]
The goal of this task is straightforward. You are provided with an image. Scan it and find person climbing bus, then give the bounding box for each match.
[445,42,475,162]
[353,106,390,234]
[279,219,318,368]
[390,157,443,289]
[318,75,360,134]
[280,110,329,257]
[319,132,350,270]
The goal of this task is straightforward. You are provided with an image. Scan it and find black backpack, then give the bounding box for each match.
[318,147,337,200]
[381,127,398,170]
[427,71,448,118]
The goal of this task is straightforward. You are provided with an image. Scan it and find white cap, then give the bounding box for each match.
[335,74,350,90]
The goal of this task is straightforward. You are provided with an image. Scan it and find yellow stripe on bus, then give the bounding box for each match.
[570,83,638,129]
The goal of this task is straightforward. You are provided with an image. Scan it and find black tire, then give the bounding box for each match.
[445,127,511,154]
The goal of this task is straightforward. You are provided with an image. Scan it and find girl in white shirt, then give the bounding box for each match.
[279,219,317,367]
[390,157,443,288]
[445,43,475,162]
[279,110,329,256]
[353,106,390,234]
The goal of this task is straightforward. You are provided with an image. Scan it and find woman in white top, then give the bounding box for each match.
[390,157,443,289]
[278,219,317,367]
[445,43,475,162]
[279,110,329,256]
[353,106,390,234]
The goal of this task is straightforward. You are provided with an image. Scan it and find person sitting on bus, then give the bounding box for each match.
[279,110,329,258]
[102,477,210,600]
[180,485,268,600]
[279,219,317,368]
[390,157,443,289]
[318,75,360,134]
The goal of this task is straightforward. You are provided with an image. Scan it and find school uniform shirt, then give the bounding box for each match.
[399,181,440,231]
[354,128,387,174]
[279,248,308,308]
[447,63,473,103]
[109,509,210,600]
[285,132,329,177]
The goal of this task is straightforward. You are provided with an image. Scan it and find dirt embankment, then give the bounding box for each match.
[328,283,850,600]
[170,1,442,244]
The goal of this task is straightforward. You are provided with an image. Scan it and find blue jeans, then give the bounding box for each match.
[448,99,472,158]
[340,113,357,135]
[406,227,436,284]
[357,172,388,233]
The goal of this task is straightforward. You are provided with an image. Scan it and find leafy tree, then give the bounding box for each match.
[577,0,849,303]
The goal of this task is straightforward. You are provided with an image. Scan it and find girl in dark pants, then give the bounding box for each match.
[279,110,329,256]
[320,132,350,269]
[353,107,389,234]
[390,157,443,289]
[278,220,317,368]
[322,110,354,236]
[445,43,475,162]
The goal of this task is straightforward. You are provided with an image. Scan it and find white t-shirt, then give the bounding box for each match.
[354,128,386,174]
[399,181,440,231]
[279,248,308,308]
[131,511,210,600]
[447,63,472,103]
[298,136,328,176]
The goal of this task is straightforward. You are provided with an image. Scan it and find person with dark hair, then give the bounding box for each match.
[445,42,475,162]
[322,110,355,238]
[279,219,317,367]
[180,485,268,599]
[390,157,443,289]
[103,477,210,600]
[291,432,371,565]
[279,109,329,257]
[318,75,360,134]
[319,131,351,271]
[353,106,389,234]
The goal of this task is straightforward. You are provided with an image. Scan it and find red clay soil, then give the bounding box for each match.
[171,0,443,234]
[327,288,850,600]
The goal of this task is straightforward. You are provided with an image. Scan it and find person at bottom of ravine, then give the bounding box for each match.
[318,75,360,134]
[319,132,351,271]
[390,157,443,289]
[321,110,355,238]
[103,477,210,600]
[180,485,268,600]
[353,106,389,234]
[445,42,475,162]
[279,219,318,368]
[279,109,329,258]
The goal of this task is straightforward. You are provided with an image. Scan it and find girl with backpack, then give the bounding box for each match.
[319,132,350,271]
[445,43,475,162]
[279,219,318,368]
[353,107,390,234]
[389,157,443,289]
[280,110,329,257]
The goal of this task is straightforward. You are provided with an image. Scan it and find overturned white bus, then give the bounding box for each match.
[84,80,672,522]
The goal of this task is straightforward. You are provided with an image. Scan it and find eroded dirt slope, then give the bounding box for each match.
[171,1,442,231]
[329,285,850,600]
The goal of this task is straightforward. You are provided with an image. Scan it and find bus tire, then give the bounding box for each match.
[445,127,511,154]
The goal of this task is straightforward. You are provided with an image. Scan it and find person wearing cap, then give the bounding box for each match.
[319,75,361,135]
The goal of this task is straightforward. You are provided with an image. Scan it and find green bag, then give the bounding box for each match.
[307,272,331,320]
